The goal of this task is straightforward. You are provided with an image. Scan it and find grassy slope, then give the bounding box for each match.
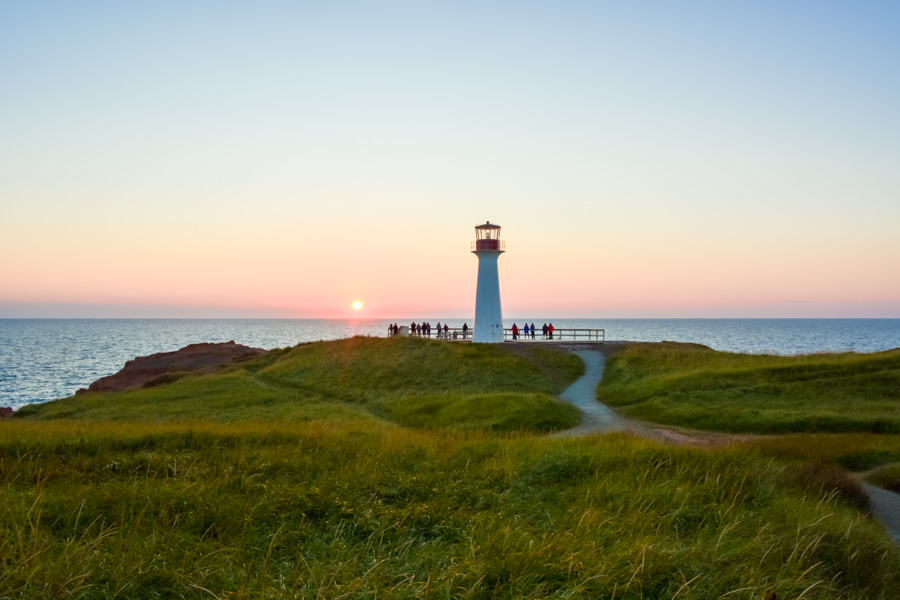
[2,339,900,598]
[599,343,900,434]
[17,336,584,433]
[2,423,897,599]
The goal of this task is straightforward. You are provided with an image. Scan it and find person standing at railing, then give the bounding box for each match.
[512,323,519,340]
[548,323,554,339]
[542,323,548,339]
[531,323,536,339]
[523,323,529,338]
[444,323,449,337]
[463,323,468,339]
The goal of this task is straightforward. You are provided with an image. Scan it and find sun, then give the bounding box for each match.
[352,301,363,310]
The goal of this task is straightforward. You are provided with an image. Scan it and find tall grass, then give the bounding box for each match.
[2,421,898,598]
[740,434,900,471]
[4,339,900,597]
[600,343,900,433]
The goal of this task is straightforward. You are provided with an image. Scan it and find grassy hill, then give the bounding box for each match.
[17,336,584,432]
[598,342,900,503]
[599,343,900,434]
[3,338,900,599]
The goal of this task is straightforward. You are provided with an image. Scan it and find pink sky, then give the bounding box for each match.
[2,3,898,318]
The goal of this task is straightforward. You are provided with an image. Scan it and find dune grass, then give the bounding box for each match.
[17,336,584,433]
[599,343,900,434]
[4,338,900,598]
[2,421,898,599]
[737,433,900,494]
[738,434,900,471]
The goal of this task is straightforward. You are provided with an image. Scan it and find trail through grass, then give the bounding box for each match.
[4,338,900,598]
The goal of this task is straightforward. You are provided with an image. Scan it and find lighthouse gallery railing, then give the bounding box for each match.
[470,240,506,251]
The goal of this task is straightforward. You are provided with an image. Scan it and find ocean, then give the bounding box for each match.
[2,318,899,411]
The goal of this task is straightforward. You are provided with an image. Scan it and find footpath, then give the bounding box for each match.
[553,350,643,437]
[555,349,900,544]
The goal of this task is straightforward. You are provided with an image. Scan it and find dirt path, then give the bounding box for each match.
[552,350,707,444]
[554,349,900,543]
[552,350,644,437]
[862,483,900,543]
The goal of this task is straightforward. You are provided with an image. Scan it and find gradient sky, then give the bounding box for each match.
[2,1,898,318]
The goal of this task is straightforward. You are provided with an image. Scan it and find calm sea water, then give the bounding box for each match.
[2,318,899,411]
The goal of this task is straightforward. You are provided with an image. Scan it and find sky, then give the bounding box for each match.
[1,1,898,319]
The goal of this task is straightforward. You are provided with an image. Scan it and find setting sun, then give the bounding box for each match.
[352,301,362,310]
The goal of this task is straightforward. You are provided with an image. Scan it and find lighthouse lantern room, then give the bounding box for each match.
[472,221,506,252]
[471,221,505,343]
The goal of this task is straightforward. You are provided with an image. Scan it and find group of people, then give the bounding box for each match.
[510,322,555,340]
[388,321,556,341]
[388,322,469,339]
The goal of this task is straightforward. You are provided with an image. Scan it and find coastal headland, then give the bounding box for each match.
[3,337,900,598]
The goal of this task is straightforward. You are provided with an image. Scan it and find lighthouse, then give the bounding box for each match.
[471,221,505,343]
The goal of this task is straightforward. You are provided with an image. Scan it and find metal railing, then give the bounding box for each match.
[392,327,472,340]
[392,326,604,342]
[470,240,506,251]
[503,328,605,341]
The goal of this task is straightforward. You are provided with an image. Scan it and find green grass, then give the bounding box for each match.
[737,434,900,493]
[867,464,900,493]
[599,343,900,434]
[2,422,898,599]
[3,338,900,598]
[739,434,900,471]
[17,336,584,433]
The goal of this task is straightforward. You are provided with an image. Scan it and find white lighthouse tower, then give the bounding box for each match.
[471,221,505,343]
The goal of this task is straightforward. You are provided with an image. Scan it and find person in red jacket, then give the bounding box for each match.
[548,323,554,340]
[512,323,519,340]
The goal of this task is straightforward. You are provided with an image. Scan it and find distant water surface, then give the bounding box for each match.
[1,318,898,410]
